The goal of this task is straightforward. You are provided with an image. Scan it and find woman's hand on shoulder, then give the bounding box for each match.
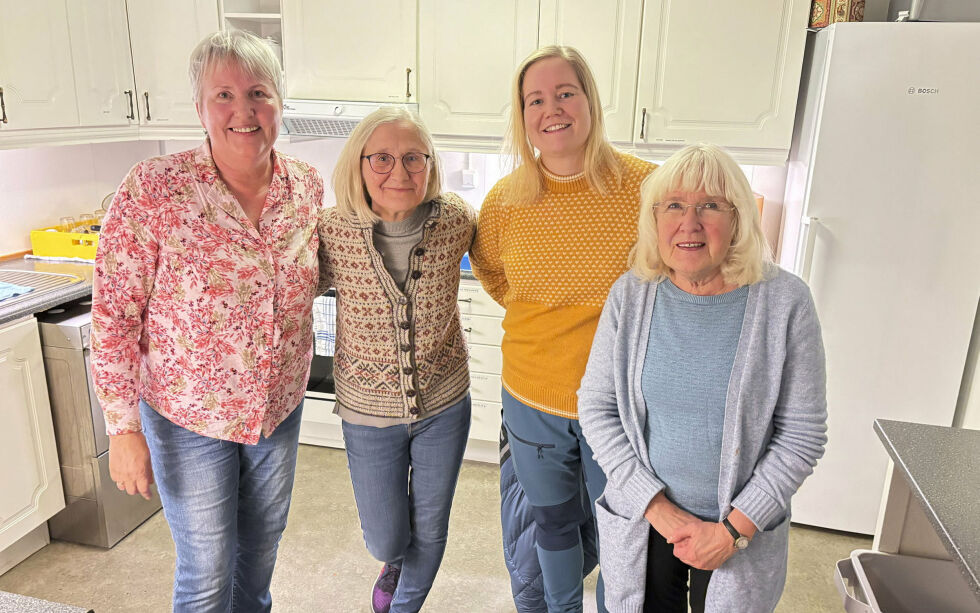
[668,520,736,571]
[108,432,154,500]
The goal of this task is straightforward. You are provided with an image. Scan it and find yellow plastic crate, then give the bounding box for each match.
[30,224,100,260]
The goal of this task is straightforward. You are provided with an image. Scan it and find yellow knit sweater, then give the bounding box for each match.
[470,151,656,419]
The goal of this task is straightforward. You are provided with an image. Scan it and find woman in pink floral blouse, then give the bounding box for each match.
[90,30,322,612]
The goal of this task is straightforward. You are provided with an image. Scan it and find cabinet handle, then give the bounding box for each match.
[640,107,647,140]
[457,297,473,303]
[125,90,135,120]
[144,92,151,121]
[406,67,412,99]
[0,87,7,124]
[463,327,473,333]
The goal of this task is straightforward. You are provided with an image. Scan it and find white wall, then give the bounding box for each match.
[0,141,163,255]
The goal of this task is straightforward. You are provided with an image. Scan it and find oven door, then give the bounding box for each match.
[307,291,336,399]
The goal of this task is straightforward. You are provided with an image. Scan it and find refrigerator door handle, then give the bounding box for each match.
[797,216,821,282]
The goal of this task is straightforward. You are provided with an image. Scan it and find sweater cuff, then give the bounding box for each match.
[732,482,784,531]
[620,468,666,521]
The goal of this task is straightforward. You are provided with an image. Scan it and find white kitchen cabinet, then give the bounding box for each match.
[418,0,539,144]
[538,0,643,143]
[0,0,79,131]
[67,0,139,128]
[458,280,504,457]
[282,0,416,103]
[634,0,810,164]
[0,317,65,574]
[127,0,219,133]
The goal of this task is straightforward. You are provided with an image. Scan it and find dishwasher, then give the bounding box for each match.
[37,299,161,548]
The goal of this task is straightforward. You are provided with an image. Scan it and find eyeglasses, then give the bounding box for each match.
[652,200,735,222]
[361,152,431,174]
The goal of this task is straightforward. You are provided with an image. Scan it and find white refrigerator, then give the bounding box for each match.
[781,22,980,534]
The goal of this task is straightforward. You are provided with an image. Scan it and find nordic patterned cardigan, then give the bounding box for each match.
[317,193,476,419]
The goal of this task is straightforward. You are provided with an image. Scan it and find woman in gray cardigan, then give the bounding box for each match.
[578,144,827,613]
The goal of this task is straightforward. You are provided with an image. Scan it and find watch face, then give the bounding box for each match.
[735,536,749,550]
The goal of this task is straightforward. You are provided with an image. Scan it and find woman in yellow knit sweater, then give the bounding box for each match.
[470,46,655,612]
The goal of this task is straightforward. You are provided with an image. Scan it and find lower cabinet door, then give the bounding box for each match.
[470,399,503,443]
[0,318,65,552]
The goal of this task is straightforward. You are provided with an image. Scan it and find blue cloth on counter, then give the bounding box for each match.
[0,281,34,301]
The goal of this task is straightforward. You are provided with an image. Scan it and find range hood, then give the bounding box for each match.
[282,99,419,138]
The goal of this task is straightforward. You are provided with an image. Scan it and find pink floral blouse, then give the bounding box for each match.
[91,143,324,444]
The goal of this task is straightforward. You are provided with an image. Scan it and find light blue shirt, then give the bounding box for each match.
[641,278,748,520]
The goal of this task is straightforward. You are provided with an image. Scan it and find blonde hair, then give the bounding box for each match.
[189,29,283,106]
[504,46,621,204]
[631,143,773,286]
[332,107,444,224]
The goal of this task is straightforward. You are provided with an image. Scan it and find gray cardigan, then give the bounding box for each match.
[578,267,827,613]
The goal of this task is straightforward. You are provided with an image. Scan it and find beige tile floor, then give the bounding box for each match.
[0,444,870,612]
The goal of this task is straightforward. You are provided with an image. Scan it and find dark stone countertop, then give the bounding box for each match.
[0,258,94,326]
[874,418,980,602]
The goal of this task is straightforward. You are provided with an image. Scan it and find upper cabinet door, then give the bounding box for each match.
[418,0,539,138]
[282,0,417,102]
[67,0,138,127]
[538,0,642,144]
[127,0,219,127]
[0,0,79,130]
[635,0,809,161]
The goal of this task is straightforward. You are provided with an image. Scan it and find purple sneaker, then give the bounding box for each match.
[371,563,401,613]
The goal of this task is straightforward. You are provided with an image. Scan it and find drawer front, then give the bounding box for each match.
[458,282,506,317]
[469,343,502,375]
[470,372,502,403]
[461,313,504,346]
[470,399,503,443]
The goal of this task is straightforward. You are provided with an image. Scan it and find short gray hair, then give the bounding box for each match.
[188,29,283,106]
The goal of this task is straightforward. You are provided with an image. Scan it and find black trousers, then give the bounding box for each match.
[644,528,713,613]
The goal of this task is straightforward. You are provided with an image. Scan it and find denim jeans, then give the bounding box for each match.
[342,395,471,613]
[502,388,608,613]
[140,399,303,613]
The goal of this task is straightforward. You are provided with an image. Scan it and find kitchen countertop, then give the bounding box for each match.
[874,418,980,602]
[0,258,94,326]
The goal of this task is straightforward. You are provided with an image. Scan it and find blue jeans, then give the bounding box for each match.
[502,389,608,613]
[342,395,471,613]
[140,400,303,613]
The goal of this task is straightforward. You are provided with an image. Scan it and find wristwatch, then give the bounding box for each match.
[722,517,750,550]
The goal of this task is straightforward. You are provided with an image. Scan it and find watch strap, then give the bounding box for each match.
[722,517,742,543]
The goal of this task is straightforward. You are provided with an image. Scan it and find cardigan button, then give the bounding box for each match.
[399,321,411,330]
[414,248,425,256]
[398,296,408,305]
[402,366,414,375]
[409,406,421,416]
[411,270,423,280]
[400,343,411,352]
[406,389,417,398]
